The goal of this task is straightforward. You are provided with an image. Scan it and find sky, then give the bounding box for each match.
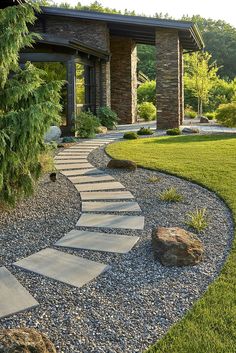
[55,0,236,27]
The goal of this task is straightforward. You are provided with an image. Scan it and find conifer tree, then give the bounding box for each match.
[0,1,63,205]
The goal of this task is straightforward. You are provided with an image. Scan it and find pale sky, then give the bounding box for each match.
[55,0,236,27]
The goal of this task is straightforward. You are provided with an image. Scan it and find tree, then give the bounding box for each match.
[184,52,219,116]
[0,2,63,205]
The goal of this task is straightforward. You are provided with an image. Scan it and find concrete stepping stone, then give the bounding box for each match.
[68,174,114,184]
[75,181,125,192]
[57,152,89,156]
[82,201,141,212]
[14,248,109,288]
[80,191,134,200]
[68,146,97,150]
[55,229,139,253]
[55,156,88,160]
[0,267,38,319]
[56,163,93,170]
[60,168,104,177]
[76,213,144,229]
[55,159,87,164]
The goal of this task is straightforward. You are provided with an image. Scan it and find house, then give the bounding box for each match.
[2,0,204,134]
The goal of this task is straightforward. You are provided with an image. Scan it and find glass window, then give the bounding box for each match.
[76,63,96,115]
[33,62,68,125]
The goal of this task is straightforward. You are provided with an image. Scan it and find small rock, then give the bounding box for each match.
[96,126,108,134]
[44,126,62,142]
[152,227,204,266]
[49,172,57,182]
[107,159,137,171]
[0,328,56,353]
[199,116,209,123]
[182,127,199,134]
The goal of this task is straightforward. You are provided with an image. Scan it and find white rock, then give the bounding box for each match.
[44,126,62,142]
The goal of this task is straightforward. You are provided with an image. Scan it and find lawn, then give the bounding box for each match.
[106,134,236,353]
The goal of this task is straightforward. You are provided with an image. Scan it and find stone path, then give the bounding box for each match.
[0,267,38,318]
[55,230,139,253]
[0,136,144,318]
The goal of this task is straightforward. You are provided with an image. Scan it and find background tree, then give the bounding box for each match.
[0,1,63,205]
[184,52,219,116]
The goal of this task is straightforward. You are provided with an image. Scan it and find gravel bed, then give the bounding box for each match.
[0,143,234,353]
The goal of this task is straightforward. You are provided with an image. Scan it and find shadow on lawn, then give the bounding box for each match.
[143,134,236,145]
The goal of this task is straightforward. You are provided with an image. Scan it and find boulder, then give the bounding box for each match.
[96,126,108,134]
[152,227,204,266]
[199,116,209,124]
[0,328,56,353]
[107,159,137,171]
[182,127,199,134]
[44,126,62,142]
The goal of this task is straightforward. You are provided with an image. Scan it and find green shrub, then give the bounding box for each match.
[166,128,181,136]
[97,106,118,130]
[138,102,156,121]
[137,80,156,104]
[159,187,183,202]
[137,127,154,135]
[205,112,216,120]
[75,111,100,138]
[123,131,138,140]
[216,102,236,127]
[185,208,208,233]
[185,108,197,119]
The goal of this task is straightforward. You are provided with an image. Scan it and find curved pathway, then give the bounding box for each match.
[0,135,144,318]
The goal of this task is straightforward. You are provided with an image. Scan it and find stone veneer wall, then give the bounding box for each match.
[179,44,184,125]
[95,60,111,110]
[33,16,109,51]
[110,36,137,124]
[156,29,182,128]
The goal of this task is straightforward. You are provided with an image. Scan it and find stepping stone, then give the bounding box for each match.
[0,267,38,319]
[55,159,87,164]
[56,163,93,170]
[68,174,114,184]
[75,181,125,192]
[68,146,97,150]
[55,229,139,253]
[80,191,134,200]
[14,248,109,288]
[60,168,104,177]
[55,156,88,160]
[57,152,89,156]
[76,214,144,229]
[82,201,141,212]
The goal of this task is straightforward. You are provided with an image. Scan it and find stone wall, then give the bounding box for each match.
[110,36,137,124]
[34,15,109,51]
[156,29,182,128]
[95,60,111,110]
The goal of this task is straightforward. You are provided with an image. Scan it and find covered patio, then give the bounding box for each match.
[11,2,204,132]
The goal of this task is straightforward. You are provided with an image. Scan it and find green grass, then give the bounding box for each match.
[106,134,236,353]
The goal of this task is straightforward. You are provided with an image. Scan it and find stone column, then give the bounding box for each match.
[179,44,184,125]
[110,36,137,124]
[95,60,111,111]
[156,29,181,129]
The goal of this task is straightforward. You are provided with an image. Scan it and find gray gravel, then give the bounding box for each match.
[0,143,234,353]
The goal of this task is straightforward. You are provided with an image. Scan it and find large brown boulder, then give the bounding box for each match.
[152,227,204,266]
[0,328,56,353]
[107,159,137,171]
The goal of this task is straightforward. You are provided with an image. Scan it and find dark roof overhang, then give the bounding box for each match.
[40,6,204,51]
[35,33,110,60]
